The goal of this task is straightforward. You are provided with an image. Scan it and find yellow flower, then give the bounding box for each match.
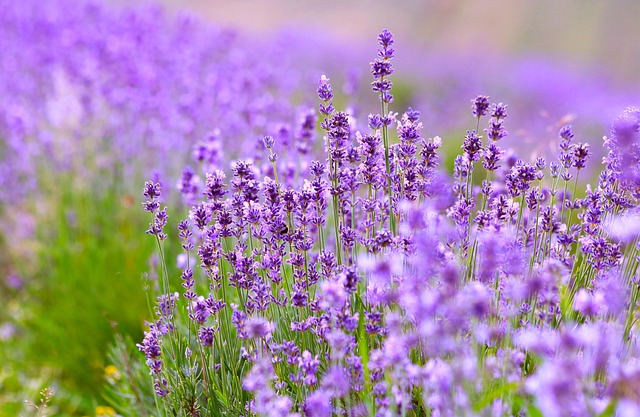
[104,365,121,381]
[96,405,116,416]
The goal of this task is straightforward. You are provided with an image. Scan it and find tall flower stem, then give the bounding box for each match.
[381,101,396,235]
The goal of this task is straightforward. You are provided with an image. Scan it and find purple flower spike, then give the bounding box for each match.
[245,316,274,340]
[262,135,275,149]
[471,95,491,118]
[371,29,395,103]
[143,181,162,201]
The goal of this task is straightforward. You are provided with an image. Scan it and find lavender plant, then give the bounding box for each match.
[132,29,640,417]
[2,0,640,414]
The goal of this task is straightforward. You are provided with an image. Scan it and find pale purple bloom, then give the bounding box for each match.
[245,316,275,340]
[303,390,332,417]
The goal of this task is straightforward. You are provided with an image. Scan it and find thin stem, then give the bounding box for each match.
[381,99,396,235]
[567,170,580,226]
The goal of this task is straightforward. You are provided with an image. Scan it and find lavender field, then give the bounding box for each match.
[1,1,640,416]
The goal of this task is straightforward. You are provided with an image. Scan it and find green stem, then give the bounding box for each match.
[567,170,580,227]
[381,99,396,235]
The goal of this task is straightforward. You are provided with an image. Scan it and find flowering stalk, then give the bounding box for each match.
[371,29,397,235]
[129,29,640,417]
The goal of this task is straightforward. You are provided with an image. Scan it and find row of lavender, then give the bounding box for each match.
[135,30,640,417]
[1,0,636,209]
[0,0,306,207]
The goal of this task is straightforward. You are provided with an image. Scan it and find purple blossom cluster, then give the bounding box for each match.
[138,28,640,417]
[1,0,636,212]
[0,0,315,207]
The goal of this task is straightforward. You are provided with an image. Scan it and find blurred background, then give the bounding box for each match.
[113,0,640,159]
[137,0,639,82]
[1,0,638,416]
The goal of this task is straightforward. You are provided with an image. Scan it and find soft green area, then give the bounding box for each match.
[1,176,162,416]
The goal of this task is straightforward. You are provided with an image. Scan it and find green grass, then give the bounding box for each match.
[3,176,164,415]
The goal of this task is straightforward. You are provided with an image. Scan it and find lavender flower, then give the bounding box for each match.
[297,350,321,386]
[471,95,491,118]
[462,130,483,162]
[370,29,395,104]
[245,316,275,340]
[572,142,591,169]
[136,321,164,375]
[198,326,216,347]
[318,75,335,116]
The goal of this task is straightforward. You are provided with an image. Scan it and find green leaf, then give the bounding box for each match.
[527,404,544,417]
[472,382,519,411]
[597,401,617,417]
